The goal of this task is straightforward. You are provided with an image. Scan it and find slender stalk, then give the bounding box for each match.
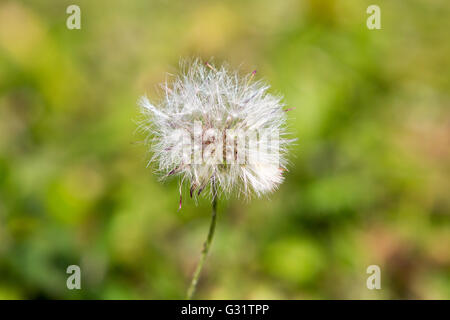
[186,184,218,299]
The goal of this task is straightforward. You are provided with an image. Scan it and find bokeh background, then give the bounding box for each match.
[0,0,449,299]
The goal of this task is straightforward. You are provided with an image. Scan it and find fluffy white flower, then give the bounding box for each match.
[138,59,292,204]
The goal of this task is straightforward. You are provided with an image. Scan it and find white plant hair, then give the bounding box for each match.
[138,59,292,204]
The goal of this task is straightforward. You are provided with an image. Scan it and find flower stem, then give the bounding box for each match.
[186,184,218,299]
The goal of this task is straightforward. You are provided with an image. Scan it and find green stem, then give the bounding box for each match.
[186,184,218,299]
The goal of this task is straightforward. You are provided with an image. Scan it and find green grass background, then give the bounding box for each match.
[0,0,449,299]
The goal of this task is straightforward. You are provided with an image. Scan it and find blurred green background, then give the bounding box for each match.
[0,0,449,299]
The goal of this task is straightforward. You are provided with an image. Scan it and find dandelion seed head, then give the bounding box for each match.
[138,59,293,201]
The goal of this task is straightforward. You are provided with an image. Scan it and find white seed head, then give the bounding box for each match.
[138,59,292,202]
